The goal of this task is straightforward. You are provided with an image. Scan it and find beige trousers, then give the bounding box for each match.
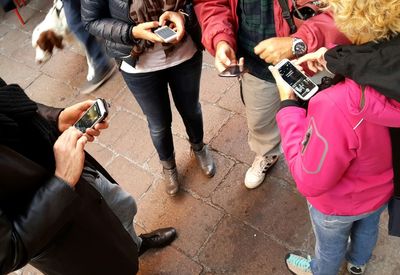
[241,73,281,157]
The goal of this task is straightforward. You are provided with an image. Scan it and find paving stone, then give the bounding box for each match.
[0,54,40,89]
[40,50,87,89]
[15,6,47,33]
[267,154,297,189]
[106,156,154,199]
[211,162,311,248]
[139,246,203,275]
[112,86,145,119]
[198,215,288,274]
[136,183,224,257]
[111,114,155,165]
[217,81,245,115]
[0,22,13,37]
[199,66,237,103]
[85,142,114,167]
[27,0,53,12]
[25,74,76,107]
[202,51,215,67]
[201,102,233,145]
[211,114,254,165]
[10,31,37,69]
[0,27,31,57]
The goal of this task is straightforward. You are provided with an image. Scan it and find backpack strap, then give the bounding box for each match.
[277,0,297,34]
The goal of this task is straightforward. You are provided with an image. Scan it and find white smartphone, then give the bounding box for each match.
[154,26,178,43]
[74,98,108,133]
[275,59,319,101]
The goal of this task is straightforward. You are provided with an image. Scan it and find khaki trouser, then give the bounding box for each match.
[241,73,281,157]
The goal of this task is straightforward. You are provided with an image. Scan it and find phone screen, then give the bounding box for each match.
[74,101,102,132]
[154,26,177,41]
[278,61,317,97]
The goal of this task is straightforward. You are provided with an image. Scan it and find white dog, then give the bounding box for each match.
[32,0,95,81]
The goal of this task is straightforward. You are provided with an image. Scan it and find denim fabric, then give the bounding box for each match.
[63,0,109,73]
[121,51,204,161]
[309,203,387,275]
[81,167,142,250]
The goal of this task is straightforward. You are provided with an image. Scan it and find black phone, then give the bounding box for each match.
[275,59,319,100]
[218,64,243,77]
[74,98,108,133]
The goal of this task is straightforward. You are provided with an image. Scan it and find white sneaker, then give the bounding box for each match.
[347,262,366,275]
[244,155,279,189]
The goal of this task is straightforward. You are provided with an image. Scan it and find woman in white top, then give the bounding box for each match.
[82,0,216,196]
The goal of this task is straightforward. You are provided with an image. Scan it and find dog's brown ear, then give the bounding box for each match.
[47,31,64,49]
[37,31,54,53]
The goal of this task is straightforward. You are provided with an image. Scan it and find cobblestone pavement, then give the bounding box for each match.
[1,1,400,274]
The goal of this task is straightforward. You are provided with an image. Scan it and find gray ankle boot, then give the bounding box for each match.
[191,142,216,178]
[160,159,179,196]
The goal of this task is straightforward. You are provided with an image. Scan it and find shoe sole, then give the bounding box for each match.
[80,64,117,95]
[245,155,279,189]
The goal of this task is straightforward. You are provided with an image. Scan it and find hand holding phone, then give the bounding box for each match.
[74,98,108,133]
[154,26,178,43]
[274,59,318,101]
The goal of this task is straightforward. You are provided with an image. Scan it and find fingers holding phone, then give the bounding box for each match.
[54,127,87,187]
[74,98,109,135]
[132,21,164,43]
[158,11,185,42]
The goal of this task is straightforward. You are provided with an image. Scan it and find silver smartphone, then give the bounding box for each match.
[154,26,178,43]
[74,98,108,133]
[275,59,319,101]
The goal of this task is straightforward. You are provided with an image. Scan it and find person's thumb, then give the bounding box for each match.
[268,65,282,81]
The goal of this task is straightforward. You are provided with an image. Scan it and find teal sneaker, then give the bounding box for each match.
[285,253,312,275]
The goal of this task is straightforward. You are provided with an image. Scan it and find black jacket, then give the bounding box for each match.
[81,0,137,60]
[0,82,138,275]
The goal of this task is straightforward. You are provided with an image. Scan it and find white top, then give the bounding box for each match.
[120,35,197,74]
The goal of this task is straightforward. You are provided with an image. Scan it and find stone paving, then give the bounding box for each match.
[1,1,400,274]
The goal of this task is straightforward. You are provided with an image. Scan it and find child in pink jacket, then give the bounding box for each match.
[269,1,400,274]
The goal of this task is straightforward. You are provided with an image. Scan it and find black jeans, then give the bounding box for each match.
[121,51,204,161]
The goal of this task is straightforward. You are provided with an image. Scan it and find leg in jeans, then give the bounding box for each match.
[309,204,386,275]
[241,73,281,156]
[81,167,142,249]
[121,71,174,161]
[346,205,386,266]
[62,0,109,76]
[166,51,204,145]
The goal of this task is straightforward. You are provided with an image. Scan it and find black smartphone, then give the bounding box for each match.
[218,64,243,77]
[154,26,178,43]
[74,98,108,133]
[275,59,319,100]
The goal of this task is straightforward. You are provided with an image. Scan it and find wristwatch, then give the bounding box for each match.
[292,38,307,57]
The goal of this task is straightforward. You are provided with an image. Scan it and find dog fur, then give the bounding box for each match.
[32,0,94,80]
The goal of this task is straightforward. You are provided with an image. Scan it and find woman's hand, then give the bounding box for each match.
[132,21,164,43]
[58,100,109,142]
[159,11,185,43]
[268,65,297,101]
[295,47,329,73]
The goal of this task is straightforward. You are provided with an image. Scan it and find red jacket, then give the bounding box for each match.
[193,0,349,56]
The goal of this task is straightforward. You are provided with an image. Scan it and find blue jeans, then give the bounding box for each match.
[309,203,386,275]
[63,0,109,73]
[121,51,204,161]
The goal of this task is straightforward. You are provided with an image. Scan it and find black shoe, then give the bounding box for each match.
[191,144,216,177]
[80,62,116,94]
[138,227,177,256]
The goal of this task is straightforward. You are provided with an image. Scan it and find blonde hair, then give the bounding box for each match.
[327,0,400,44]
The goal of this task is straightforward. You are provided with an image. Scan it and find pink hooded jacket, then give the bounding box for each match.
[276,79,400,215]
[193,0,349,56]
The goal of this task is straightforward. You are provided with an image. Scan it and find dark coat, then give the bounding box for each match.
[81,0,136,60]
[0,101,138,274]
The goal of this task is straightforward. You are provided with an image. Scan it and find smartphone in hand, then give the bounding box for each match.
[154,26,178,43]
[275,59,319,101]
[74,98,108,133]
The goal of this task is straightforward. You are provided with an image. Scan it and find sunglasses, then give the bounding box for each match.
[292,6,317,20]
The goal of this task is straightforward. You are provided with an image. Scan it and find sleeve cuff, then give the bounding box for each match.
[279,99,301,110]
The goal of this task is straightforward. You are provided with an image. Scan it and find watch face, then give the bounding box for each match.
[295,41,307,56]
